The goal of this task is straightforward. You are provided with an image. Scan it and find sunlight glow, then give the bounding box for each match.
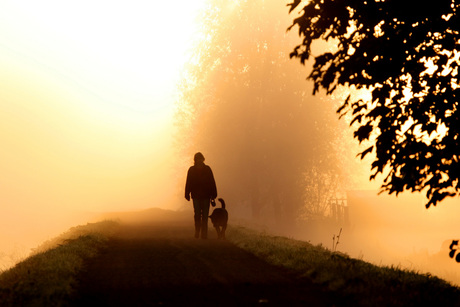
[0,0,205,115]
[0,0,206,262]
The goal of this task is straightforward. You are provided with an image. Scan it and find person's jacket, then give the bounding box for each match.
[185,163,217,200]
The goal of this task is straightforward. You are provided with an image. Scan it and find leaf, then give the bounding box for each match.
[357,146,374,160]
[353,123,373,143]
[449,240,458,258]
[337,95,351,111]
[367,106,386,120]
[455,253,460,263]
[350,114,363,126]
[287,0,302,13]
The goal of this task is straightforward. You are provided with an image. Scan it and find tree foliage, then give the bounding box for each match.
[288,0,460,207]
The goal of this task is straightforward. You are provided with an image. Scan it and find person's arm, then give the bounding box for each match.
[209,167,217,199]
[185,168,192,201]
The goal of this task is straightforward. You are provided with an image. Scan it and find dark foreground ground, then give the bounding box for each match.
[69,220,339,306]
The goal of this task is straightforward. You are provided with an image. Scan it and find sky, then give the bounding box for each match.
[0,0,205,266]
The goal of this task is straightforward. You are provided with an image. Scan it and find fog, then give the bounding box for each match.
[174,0,460,286]
[0,1,202,269]
[1,0,459,287]
[296,192,460,286]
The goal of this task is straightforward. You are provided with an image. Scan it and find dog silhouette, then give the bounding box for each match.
[209,198,228,239]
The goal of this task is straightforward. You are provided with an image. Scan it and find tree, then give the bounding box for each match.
[176,0,349,227]
[288,0,460,208]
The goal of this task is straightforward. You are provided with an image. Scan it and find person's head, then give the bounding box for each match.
[194,152,205,164]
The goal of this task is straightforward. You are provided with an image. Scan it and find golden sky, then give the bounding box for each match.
[0,0,205,248]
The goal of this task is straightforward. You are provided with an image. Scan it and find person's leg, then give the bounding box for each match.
[192,199,201,238]
[200,199,210,239]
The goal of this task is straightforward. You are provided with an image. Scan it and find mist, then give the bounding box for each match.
[174,0,460,286]
[1,0,459,288]
[0,1,202,269]
[0,52,178,269]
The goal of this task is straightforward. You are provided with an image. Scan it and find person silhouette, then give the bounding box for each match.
[185,152,217,239]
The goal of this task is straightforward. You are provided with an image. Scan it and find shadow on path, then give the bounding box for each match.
[70,221,337,306]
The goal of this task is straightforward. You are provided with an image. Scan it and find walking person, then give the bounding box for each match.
[185,152,217,239]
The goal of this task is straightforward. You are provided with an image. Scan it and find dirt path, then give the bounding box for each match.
[70,221,337,306]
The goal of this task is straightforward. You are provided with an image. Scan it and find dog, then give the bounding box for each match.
[209,198,228,239]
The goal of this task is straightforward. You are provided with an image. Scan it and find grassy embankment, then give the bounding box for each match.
[0,220,119,307]
[227,226,460,306]
[0,216,459,306]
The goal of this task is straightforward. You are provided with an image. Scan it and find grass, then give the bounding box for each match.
[0,220,119,307]
[227,225,460,307]
[1,217,459,306]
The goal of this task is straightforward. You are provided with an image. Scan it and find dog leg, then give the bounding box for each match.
[221,225,227,239]
[217,226,223,239]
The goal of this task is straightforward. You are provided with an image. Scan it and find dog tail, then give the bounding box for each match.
[218,198,225,209]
